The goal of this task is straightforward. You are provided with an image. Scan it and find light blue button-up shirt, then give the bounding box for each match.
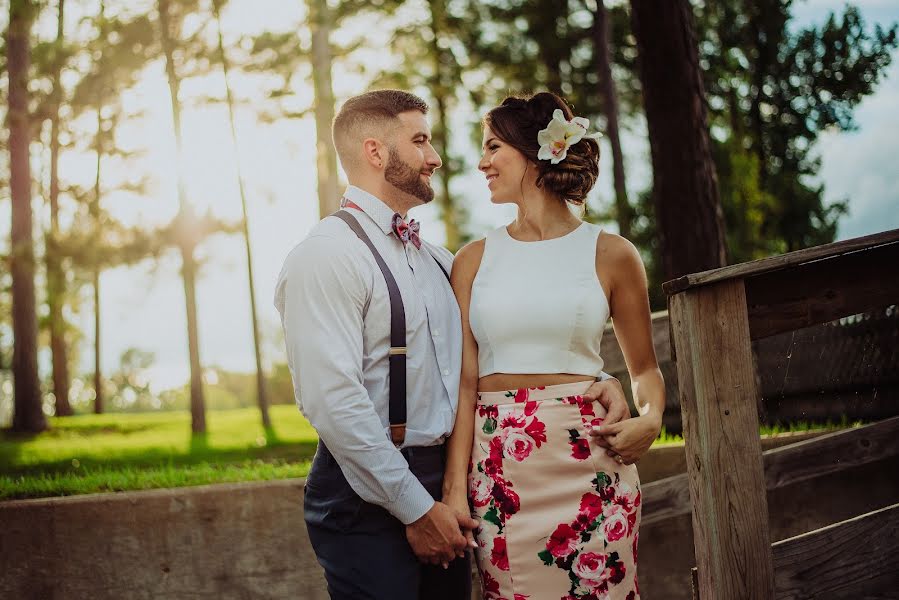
[274,185,462,524]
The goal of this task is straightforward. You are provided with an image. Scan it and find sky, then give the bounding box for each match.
[3,0,899,400]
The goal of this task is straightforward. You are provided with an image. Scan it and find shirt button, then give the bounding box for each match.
[442,369,449,376]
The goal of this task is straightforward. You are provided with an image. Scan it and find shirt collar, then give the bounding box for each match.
[343,185,398,237]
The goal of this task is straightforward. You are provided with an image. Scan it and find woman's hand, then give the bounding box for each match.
[589,412,661,465]
[442,491,478,557]
[581,377,630,427]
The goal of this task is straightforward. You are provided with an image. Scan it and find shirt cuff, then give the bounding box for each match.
[596,371,615,382]
[391,472,436,525]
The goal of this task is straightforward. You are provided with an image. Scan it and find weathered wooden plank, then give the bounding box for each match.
[640,417,899,526]
[772,503,899,600]
[641,472,690,525]
[669,280,774,599]
[763,416,899,489]
[746,242,899,340]
[663,228,899,295]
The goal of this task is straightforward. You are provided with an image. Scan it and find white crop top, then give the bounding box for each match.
[470,222,610,378]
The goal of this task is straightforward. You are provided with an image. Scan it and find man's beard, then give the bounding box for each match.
[384,147,434,204]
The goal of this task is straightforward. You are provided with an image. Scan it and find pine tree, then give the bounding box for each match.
[7,0,47,433]
[630,0,727,280]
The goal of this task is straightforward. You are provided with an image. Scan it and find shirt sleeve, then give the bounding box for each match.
[274,234,435,525]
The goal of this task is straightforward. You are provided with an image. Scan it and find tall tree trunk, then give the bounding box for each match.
[428,0,462,252]
[593,0,632,239]
[309,0,340,218]
[536,0,564,93]
[158,0,206,433]
[92,109,103,414]
[8,0,47,433]
[212,0,270,429]
[630,0,726,281]
[47,0,72,416]
[91,1,106,414]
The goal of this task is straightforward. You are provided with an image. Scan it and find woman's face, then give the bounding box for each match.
[478,125,534,204]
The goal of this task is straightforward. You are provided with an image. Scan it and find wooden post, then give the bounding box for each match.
[669,279,775,598]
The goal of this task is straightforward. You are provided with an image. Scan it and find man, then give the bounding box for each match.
[275,89,631,600]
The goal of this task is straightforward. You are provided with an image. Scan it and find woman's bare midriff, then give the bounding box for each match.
[478,373,595,393]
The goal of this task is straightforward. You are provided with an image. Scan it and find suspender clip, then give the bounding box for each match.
[389,346,407,355]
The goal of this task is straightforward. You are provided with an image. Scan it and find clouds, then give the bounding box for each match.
[815,59,899,240]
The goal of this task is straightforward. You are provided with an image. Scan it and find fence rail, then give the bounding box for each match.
[641,415,899,527]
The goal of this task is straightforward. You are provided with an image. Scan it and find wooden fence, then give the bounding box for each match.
[662,228,899,598]
[602,307,898,433]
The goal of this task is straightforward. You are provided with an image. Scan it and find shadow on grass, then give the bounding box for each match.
[264,425,280,446]
[189,432,209,455]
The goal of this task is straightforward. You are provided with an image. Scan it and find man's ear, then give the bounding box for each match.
[362,138,385,169]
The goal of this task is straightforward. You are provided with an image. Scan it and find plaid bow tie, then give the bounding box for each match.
[392,213,422,249]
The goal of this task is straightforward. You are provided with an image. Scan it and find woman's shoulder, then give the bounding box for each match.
[451,238,487,282]
[596,229,642,265]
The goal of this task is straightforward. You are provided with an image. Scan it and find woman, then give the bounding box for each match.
[442,92,665,600]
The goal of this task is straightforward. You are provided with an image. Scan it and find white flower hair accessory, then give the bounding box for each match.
[537,109,603,164]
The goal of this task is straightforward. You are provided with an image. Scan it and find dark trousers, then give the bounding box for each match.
[304,442,472,600]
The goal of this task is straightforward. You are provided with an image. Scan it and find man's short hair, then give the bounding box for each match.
[332,90,429,172]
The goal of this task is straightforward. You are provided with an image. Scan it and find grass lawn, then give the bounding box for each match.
[0,405,318,501]
[1,405,855,502]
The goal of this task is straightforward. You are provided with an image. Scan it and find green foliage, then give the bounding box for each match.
[697,1,897,252]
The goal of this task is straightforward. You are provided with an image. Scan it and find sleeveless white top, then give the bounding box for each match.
[470,222,610,378]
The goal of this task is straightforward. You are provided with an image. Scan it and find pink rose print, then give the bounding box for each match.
[490,536,510,571]
[604,511,629,542]
[470,469,494,507]
[572,552,609,590]
[502,428,535,462]
[547,523,579,558]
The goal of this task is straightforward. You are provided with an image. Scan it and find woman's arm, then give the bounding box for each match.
[590,234,665,464]
[442,239,486,546]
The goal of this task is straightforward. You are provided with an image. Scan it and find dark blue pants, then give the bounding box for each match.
[304,443,472,600]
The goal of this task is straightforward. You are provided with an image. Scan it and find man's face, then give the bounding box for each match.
[383,111,442,205]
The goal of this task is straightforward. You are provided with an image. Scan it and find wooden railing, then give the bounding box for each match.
[641,415,899,526]
[662,228,899,599]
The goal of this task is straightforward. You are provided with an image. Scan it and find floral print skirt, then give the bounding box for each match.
[470,381,641,600]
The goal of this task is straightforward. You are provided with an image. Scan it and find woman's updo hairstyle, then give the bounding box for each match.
[484,92,600,205]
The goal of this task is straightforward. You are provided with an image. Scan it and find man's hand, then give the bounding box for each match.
[581,377,630,453]
[406,501,478,566]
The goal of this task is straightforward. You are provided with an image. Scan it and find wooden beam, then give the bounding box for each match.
[773,503,899,599]
[663,228,899,295]
[669,280,774,598]
[745,241,899,339]
[641,416,899,526]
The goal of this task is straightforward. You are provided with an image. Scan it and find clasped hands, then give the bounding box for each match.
[584,377,661,466]
[406,500,478,568]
